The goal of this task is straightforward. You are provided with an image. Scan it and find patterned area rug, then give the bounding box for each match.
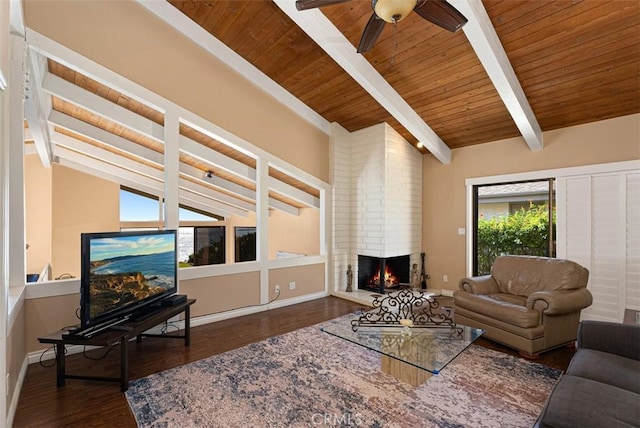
[126,315,560,427]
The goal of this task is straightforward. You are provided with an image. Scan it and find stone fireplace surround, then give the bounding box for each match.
[330,122,423,294]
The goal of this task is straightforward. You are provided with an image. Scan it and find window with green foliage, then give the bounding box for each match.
[474,180,555,275]
[477,203,555,274]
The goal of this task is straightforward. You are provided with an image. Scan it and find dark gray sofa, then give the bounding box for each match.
[536,320,640,427]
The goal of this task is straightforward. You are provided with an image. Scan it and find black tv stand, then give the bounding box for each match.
[38,298,196,392]
[62,316,130,339]
[128,302,163,322]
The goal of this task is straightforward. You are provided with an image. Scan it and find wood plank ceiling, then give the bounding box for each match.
[168,0,640,150]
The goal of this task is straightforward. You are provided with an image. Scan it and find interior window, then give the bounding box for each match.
[192,226,226,266]
[235,226,256,262]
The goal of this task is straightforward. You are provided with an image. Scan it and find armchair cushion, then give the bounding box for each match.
[453,291,539,328]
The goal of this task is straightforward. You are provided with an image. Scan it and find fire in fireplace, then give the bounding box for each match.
[358,255,410,293]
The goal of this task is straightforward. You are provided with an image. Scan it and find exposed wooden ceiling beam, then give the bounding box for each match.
[450,0,543,151]
[273,0,451,164]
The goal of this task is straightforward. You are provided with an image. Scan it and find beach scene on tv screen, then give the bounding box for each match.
[89,234,176,317]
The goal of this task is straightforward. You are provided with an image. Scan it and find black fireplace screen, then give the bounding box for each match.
[357,255,410,292]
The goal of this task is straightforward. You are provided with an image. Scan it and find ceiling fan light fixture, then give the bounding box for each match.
[373,0,417,23]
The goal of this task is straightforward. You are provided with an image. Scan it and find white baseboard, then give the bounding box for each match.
[191,291,328,327]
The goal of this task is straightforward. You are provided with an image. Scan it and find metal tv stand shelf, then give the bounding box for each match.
[38,298,196,392]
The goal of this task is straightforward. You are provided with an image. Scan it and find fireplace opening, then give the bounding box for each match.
[358,255,410,293]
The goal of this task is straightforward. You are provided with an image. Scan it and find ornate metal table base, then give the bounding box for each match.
[351,288,462,334]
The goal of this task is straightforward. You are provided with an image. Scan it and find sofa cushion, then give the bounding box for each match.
[488,293,527,306]
[453,292,539,328]
[538,374,640,428]
[491,256,589,297]
[567,348,640,394]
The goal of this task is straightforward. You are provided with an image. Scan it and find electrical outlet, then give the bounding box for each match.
[275,285,280,293]
[443,275,449,283]
[289,281,296,290]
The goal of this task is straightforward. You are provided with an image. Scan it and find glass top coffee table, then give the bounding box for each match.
[322,321,483,386]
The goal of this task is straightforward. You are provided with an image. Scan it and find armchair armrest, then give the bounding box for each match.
[577,320,640,361]
[526,288,592,315]
[458,275,499,295]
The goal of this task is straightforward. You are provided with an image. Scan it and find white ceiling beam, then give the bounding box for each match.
[24,50,53,166]
[49,110,165,164]
[268,177,320,209]
[57,156,237,218]
[44,71,261,181]
[181,162,299,215]
[179,135,257,181]
[450,0,543,151]
[42,72,165,143]
[49,115,301,214]
[136,0,331,135]
[181,162,254,200]
[274,0,451,164]
[52,136,256,213]
[53,146,248,218]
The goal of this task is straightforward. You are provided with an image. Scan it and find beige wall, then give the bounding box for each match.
[423,114,640,293]
[24,0,330,183]
[25,293,79,353]
[25,153,52,276]
[269,208,320,259]
[51,164,120,279]
[268,264,325,300]
[179,272,260,318]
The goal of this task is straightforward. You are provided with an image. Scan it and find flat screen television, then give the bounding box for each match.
[77,229,178,335]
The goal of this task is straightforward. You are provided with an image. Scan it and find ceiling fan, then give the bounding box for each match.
[296,0,468,53]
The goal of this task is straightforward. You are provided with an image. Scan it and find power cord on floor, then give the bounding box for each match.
[39,346,59,368]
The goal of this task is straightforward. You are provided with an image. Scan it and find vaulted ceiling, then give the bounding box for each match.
[165,0,639,153]
[20,0,640,220]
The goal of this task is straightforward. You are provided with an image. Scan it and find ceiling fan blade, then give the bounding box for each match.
[414,0,468,32]
[357,13,386,53]
[296,0,352,11]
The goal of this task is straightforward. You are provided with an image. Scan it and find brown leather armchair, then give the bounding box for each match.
[453,255,592,357]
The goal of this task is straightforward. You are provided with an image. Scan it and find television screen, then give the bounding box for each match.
[80,229,178,331]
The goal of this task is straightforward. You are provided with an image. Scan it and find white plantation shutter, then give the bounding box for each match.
[627,173,640,311]
[558,170,639,322]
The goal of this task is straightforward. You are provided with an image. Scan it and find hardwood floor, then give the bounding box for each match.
[13,296,575,427]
